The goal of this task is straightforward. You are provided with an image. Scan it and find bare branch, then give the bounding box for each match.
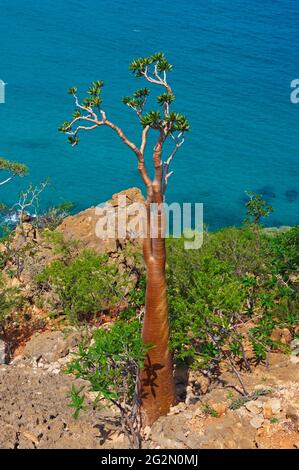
[11,181,48,222]
[140,125,150,155]
[125,95,148,119]
[142,66,162,86]
[152,131,166,200]
[0,158,28,186]
[65,93,153,188]
[162,132,185,194]
[0,175,15,186]
[142,66,172,95]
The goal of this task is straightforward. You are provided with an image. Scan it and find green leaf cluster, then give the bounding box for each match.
[58,121,71,133]
[83,80,104,108]
[129,52,172,77]
[157,92,175,106]
[66,320,151,410]
[122,87,150,109]
[165,112,190,131]
[140,111,162,129]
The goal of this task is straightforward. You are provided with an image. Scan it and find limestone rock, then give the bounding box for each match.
[286,406,299,424]
[290,355,299,364]
[209,403,228,417]
[189,370,211,395]
[245,401,262,415]
[270,328,292,345]
[250,416,264,429]
[269,399,282,414]
[0,364,119,449]
[263,399,281,419]
[263,403,273,419]
[23,331,78,363]
[57,188,145,254]
[0,340,9,365]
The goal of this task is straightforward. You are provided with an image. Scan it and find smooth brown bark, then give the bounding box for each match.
[140,244,177,425]
[139,185,177,426]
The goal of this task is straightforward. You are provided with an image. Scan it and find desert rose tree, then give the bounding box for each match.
[59,53,189,425]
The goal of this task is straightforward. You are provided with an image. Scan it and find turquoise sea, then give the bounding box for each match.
[0,0,298,229]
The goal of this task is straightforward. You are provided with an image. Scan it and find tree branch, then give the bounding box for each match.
[0,174,15,186]
[162,132,185,194]
[65,94,153,189]
[142,66,172,95]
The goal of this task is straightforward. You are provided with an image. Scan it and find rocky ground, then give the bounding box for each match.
[0,188,298,449]
[0,329,298,449]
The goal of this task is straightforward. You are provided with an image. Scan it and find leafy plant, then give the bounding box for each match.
[249,314,277,362]
[66,320,152,448]
[270,416,279,424]
[166,224,299,373]
[202,403,218,417]
[68,385,86,419]
[244,191,273,226]
[36,250,129,322]
[42,229,79,261]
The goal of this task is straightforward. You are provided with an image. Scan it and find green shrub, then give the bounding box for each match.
[265,226,299,279]
[244,191,273,226]
[41,229,79,261]
[36,250,129,322]
[167,229,249,366]
[66,320,151,448]
[166,225,299,370]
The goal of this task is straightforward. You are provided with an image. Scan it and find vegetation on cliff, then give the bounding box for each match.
[0,187,298,447]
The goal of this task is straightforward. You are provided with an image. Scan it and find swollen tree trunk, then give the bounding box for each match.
[139,191,177,426]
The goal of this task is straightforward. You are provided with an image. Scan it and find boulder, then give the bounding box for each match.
[290,355,299,364]
[22,330,81,363]
[245,401,262,415]
[270,328,292,345]
[57,188,145,254]
[263,399,281,419]
[189,370,211,395]
[210,403,227,417]
[250,416,264,429]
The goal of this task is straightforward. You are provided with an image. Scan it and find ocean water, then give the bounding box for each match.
[0,0,298,229]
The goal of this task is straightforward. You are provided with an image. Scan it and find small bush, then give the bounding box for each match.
[36,250,129,322]
[66,320,151,448]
